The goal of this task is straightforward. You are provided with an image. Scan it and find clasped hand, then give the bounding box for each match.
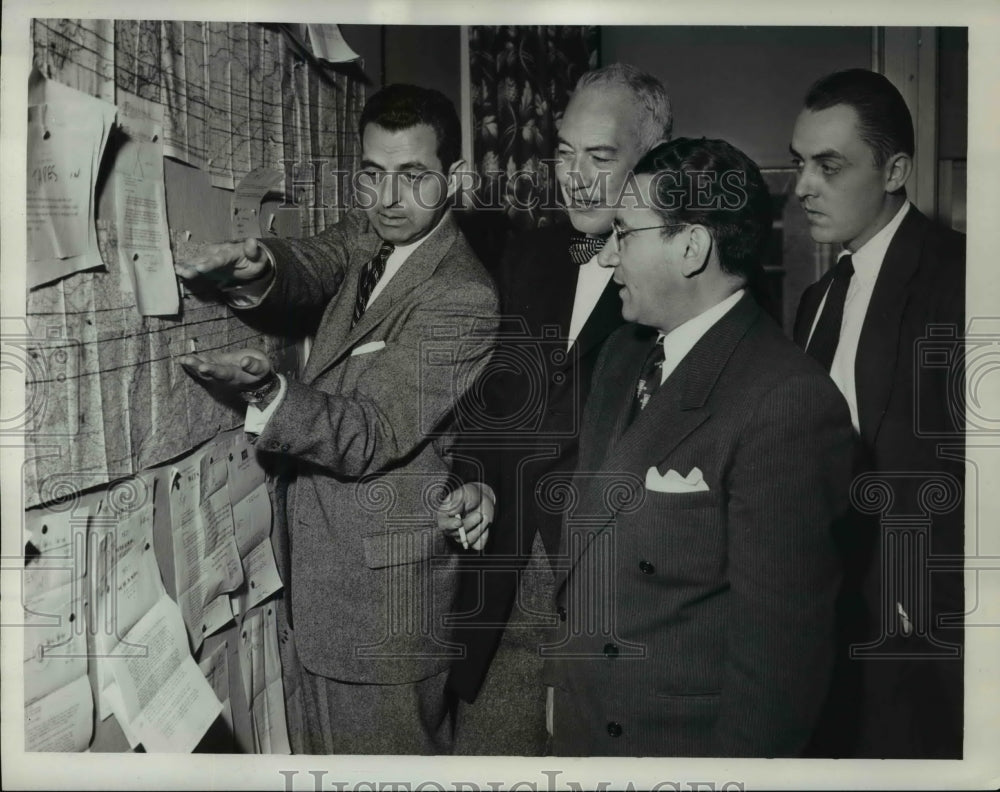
[437,482,495,551]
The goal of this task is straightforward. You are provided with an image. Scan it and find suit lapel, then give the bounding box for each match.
[855,205,924,448]
[302,228,379,382]
[604,293,757,475]
[793,272,832,348]
[304,213,459,384]
[568,275,625,368]
[563,293,759,578]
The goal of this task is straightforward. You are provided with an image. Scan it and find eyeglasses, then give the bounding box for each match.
[610,221,689,251]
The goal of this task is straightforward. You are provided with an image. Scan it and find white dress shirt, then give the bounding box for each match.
[567,252,615,350]
[658,289,745,384]
[806,201,911,432]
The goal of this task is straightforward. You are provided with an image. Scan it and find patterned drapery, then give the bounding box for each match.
[469,26,598,231]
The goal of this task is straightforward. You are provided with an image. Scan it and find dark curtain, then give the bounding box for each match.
[468,26,598,236]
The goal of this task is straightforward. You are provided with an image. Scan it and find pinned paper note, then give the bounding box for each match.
[113,90,180,316]
[106,595,223,752]
[307,24,360,63]
[27,72,116,288]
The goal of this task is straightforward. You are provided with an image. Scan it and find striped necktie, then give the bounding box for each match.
[351,241,394,328]
[631,338,667,422]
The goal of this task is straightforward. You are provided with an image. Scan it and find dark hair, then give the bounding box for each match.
[803,68,914,166]
[634,137,772,283]
[358,84,462,170]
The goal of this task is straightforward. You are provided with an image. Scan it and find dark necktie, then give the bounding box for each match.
[631,338,667,421]
[351,241,394,328]
[568,232,609,265]
[805,253,855,371]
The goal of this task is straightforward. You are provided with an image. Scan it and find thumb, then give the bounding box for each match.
[243,238,263,262]
[240,355,267,375]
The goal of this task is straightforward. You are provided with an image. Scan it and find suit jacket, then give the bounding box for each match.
[543,293,855,757]
[247,210,499,685]
[793,205,965,758]
[447,222,626,702]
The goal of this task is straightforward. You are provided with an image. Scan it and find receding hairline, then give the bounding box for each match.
[564,84,652,147]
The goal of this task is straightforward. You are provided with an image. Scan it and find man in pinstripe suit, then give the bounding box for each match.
[542,137,854,756]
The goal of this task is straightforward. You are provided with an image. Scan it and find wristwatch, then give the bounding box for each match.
[239,372,280,404]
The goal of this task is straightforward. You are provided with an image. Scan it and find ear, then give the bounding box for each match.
[679,225,713,278]
[446,159,468,200]
[884,152,912,193]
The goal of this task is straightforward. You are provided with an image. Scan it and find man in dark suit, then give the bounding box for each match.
[542,137,854,756]
[174,84,499,754]
[439,64,673,752]
[790,68,965,758]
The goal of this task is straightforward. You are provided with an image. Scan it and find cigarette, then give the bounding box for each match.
[458,525,469,550]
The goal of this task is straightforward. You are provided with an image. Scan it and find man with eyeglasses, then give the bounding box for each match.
[541,137,854,756]
[172,84,499,754]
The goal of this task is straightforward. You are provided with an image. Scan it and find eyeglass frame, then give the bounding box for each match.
[610,220,690,251]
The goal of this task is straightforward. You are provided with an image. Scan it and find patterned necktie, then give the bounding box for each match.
[632,338,667,420]
[568,232,609,265]
[351,241,394,328]
[805,253,855,371]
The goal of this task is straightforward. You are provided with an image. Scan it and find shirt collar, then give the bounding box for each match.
[382,210,450,258]
[659,288,745,361]
[841,201,911,287]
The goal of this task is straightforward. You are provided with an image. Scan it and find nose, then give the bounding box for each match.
[597,238,618,269]
[379,173,401,207]
[793,165,814,201]
[558,154,593,193]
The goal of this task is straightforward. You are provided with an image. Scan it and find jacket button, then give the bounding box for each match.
[603,643,619,658]
[280,443,290,452]
[639,560,655,575]
[607,721,623,738]
[557,605,566,622]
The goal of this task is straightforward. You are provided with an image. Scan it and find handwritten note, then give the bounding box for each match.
[22,500,93,751]
[27,72,116,288]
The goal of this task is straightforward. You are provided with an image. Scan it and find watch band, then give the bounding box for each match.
[239,372,280,404]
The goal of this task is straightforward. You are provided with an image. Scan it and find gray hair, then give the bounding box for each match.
[575,63,673,150]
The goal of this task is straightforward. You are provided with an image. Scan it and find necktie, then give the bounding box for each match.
[351,241,394,328]
[631,338,667,421]
[568,232,609,265]
[805,253,854,371]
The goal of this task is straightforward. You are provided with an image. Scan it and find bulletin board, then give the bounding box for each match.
[20,18,367,753]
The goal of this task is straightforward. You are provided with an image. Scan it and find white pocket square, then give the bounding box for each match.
[645,466,710,493]
[351,340,386,356]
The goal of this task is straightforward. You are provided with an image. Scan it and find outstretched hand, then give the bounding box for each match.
[174,238,269,286]
[178,348,273,392]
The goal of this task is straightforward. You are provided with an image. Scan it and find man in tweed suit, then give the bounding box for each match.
[542,138,854,756]
[175,84,499,754]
